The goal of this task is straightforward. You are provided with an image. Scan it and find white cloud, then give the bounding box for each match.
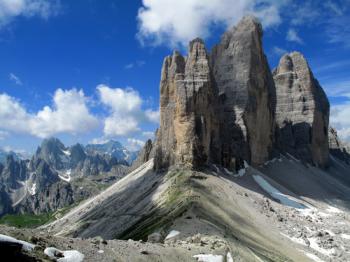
[331,98,350,142]
[289,1,320,26]
[0,88,98,138]
[272,46,287,56]
[286,28,303,44]
[0,0,60,28]
[125,60,146,70]
[137,0,289,46]
[324,1,343,16]
[321,79,350,97]
[97,84,159,137]
[9,73,22,85]
[0,130,8,140]
[145,108,159,123]
[126,138,145,151]
[142,131,154,138]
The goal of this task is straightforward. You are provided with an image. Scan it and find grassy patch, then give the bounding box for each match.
[0,213,54,228]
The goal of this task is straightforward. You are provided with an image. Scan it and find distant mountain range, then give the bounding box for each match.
[0,149,24,165]
[0,138,139,216]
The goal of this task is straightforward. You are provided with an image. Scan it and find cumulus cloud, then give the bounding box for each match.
[137,0,289,46]
[286,28,303,44]
[0,0,60,28]
[0,89,98,138]
[126,138,145,151]
[97,84,159,137]
[9,73,22,85]
[331,99,350,142]
[142,131,155,138]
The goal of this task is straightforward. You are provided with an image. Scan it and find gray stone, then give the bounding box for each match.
[273,52,330,167]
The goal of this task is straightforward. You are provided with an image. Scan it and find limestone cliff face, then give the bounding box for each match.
[273,52,330,167]
[211,16,276,168]
[155,39,218,169]
[153,16,331,172]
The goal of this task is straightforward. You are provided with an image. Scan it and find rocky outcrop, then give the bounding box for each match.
[211,16,275,169]
[329,127,350,164]
[155,38,219,169]
[155,16,274,171]
[131,139,155,170]
[273,52,330,167]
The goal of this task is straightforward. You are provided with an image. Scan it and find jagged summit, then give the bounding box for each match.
[155,15,275,171]
[273,51,330,167]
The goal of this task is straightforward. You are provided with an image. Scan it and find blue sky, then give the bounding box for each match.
[0,0,349,155]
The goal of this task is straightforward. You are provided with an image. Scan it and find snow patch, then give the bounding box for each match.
[223,168,233,175]
[213,164,220,174]
[304,252,325,262]
[252,175,306,209]
[226,252,233,262]
[341,234,350,240]
[0,234,35,251]
[264,158,278,166]
[235,161,249,177]
[28,183,36,196]
[193,254,224,262]
[326,206,343,214]
[165,230,180,240]
[44,247,84,262]
[62,149,71,156]
[58,169,71,182]
[308,237,335,256]
[286,153,300,162]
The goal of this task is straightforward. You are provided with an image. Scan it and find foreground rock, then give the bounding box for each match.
[273,52,330,168]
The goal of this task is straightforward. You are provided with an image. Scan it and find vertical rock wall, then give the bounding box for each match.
[211,16,275,168]
[273,52,330,167]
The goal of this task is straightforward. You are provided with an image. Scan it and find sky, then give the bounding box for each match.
[0,0,349,155]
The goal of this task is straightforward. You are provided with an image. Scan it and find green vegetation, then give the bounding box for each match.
[0,200,83,228]
[0,212,54,228]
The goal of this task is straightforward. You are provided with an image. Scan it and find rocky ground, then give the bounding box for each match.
[1,155,349,261]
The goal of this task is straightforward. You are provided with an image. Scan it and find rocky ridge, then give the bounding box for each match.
[151,16,331,173]
[0,138,129,216]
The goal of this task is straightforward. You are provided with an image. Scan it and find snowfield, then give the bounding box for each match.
[44,247,84,262]
[252,174,305,209]
[0,234,35,251]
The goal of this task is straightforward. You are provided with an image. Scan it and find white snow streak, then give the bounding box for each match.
[44,247,84,262]
[0,234,35,251]
[193,254,224,262]
[58,169,71,182]
[165,230,180,240]
[28,183,37,195]
[252,175,305,209]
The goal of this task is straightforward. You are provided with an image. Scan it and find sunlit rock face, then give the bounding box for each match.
[152,16,330,172]
[155,16,275,171]
[211,16,276,169]
[273,52,330,168]
[155,38,219,169]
